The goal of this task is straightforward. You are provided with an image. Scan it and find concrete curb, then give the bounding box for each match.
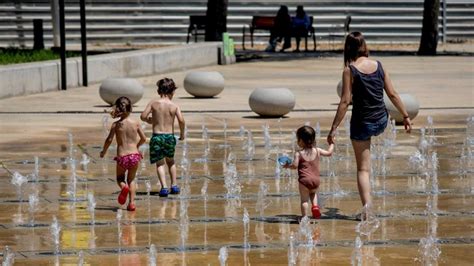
[0,42,222,99]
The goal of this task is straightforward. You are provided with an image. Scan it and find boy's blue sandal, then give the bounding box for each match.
[159,188,169,197]
[170,185,180,194]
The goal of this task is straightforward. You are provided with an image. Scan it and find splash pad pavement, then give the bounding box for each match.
[0,56,473,265]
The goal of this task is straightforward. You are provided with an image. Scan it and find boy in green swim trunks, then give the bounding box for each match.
[141,78,185,197]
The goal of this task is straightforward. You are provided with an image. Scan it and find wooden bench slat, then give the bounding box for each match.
[252,16,275,30]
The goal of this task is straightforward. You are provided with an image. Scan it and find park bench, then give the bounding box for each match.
[186,15,207,43]
[242,15,316,51]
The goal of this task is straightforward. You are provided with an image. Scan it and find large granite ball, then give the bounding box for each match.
[384,93,419,123]
[337,80,353,102]
[183,71,225,98]
[99,78,144,105]
[337,80,343,98]
[249,88,295,117]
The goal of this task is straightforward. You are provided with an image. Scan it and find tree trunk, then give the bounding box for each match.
[205,0,228,41]
[418,0,440,55]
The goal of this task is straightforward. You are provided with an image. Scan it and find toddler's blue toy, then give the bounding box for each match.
[278,156,292,166]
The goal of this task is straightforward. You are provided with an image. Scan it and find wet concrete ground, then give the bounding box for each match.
[0,55,473,264]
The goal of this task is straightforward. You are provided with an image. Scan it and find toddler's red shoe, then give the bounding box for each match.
[118,185,129,205]
[127,203,136,211]
[312,205,321,219]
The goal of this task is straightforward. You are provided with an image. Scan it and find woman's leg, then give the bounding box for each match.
[269,29,277,43]
[351,139,372,206]
[295,36,301,51]
[266,30,278,52]
[282,33,291,50]
[298,183,310,217]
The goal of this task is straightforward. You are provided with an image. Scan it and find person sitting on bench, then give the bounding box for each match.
[265,5,292,52]
[292,5,311,52]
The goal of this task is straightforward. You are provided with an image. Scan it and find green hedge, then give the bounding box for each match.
[0,48,81,65]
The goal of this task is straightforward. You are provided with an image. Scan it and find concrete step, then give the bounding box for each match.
[1,0,472,47]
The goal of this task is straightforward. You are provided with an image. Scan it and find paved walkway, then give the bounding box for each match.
[0,50,473,265]
[0,55,472,144]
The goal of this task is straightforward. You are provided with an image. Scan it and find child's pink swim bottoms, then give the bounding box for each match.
[114,153,143,170]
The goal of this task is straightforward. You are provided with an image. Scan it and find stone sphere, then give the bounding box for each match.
[384,93,419,123]
[99,78,144,105]
[249,88,295,117]
[183,71,225,98]
[337,80,353,102]
[337,80,343,98]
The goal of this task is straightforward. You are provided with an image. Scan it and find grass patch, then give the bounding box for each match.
[0,48,81,65]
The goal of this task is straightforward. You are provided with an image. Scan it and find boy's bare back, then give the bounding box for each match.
[141,77,185,140]
[149,98,178,133]
[141,98,185,137]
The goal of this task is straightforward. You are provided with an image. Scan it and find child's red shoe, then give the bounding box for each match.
[312,205,321,219]
[118,185,129,205]
[127,203,136,211]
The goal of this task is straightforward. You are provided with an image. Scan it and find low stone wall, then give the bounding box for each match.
[0,42,222,99]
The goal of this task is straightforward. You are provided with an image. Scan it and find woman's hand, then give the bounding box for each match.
[403,117,412,133]
[99,150,106,158]
[327,129,336,145]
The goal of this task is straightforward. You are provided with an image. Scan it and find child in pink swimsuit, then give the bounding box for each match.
[100,96,146,211]
[284,125,334,219]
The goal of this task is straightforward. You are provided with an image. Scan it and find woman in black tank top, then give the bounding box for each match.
[327,32,412,211]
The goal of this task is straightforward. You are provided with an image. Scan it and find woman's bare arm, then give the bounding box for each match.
[383,67,412,133]
[328,67,352,143]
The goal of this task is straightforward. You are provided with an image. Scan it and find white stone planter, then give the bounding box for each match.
[384,93,419,123]
[184,71,225,98]
[99,78,144,105]
[249,88,295,117]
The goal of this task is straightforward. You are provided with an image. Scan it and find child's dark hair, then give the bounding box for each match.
[111,96,132,118]
[296,125,316,148]
[157,78,177,95]
[343,31,369,67]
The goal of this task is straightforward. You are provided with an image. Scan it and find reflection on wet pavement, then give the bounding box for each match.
[0,115,473,265]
